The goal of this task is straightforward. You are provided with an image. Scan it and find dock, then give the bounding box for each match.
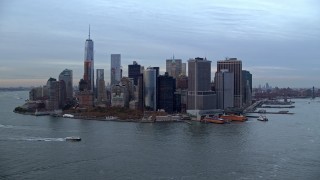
[244,99,295,115]
[261,105,295,108]
[246,111,294,115]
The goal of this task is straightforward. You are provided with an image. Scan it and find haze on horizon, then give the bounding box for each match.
[0,0,319,88]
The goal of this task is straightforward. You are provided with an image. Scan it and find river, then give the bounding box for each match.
[0,91,319,179]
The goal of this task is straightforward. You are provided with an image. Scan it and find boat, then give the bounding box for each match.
[257,115,268,121]
[201,115,225,124]
[62,114,74,118]
[65,136,81,142]
[220,114,247,122]
[105,116,118,120]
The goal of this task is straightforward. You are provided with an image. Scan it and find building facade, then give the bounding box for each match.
[217,58,242,108]
[157,72,176,113]
[96,69,106,104]
[47,78,60,111]
[187,57,216,117]
[176,74,188,90]
[111,84,128,107]
[143,68,157,111]
[166,58,182,79]
[77,90,94,108]
[120,77,135,106]
[242,70,252,106]
[215,70,234,109]
[83,28,94,91]
[59,69,73,101]
[111,54,121,85]
[128,61,141,86]
[181,63,186,76]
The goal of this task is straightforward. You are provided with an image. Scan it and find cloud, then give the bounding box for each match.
[0,0,319,87]
[0,66,14,72]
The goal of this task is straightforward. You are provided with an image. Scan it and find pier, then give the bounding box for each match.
[261,105,295,108]
[244,99,295,115]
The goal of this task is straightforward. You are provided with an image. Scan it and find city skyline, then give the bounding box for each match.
[1,0,319,88]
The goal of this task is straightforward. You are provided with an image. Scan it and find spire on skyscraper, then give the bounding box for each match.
[88,24,91,39]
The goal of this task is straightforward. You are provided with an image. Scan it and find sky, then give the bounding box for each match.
[0,0,319,88]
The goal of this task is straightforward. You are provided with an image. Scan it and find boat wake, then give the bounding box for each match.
[4,137,66,142]
[0,124,15,129]
[0,123,37,130]
[24,137,65,142]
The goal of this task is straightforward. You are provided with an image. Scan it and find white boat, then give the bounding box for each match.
[65,136,81,142]
[62,114,74,118]
[106,116,118,120]
[257,115,268,121]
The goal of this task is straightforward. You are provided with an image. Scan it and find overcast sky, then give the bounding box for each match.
[0,0,319,88]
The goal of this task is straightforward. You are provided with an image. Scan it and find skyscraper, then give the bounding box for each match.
[59,69,73,100]
[166,58,182,79]
[96,69,106,104]
[217,58,242,108]
[188,58,211,92]
[83,26,94,91]
[157,72,176,113]
[47,78,60,111]
[215,70,234,109]
[111,54,121,85]
[242,70,252,106]
[181,63,186,76]
[128,61,141,86]
[187,57,216,117]
[144,67,157,111]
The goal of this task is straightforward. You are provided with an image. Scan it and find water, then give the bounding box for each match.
[0,91,319,180]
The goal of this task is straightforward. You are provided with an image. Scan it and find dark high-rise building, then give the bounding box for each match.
[215,70,234,109]
[152,67,159,77]
[59,69,73,101]
[111,54,121,85]
[128,61,141,86]
[79,79,88,91]
[59,80,66,108]
[217,58,242,108]
[137,73,144,110]
[188,57,211,92]
[83,26,94,91]
[47,78,60,111]
[187,57,216,117]
[96,69,106,104]
[151,67,160,110]
[157,72,176,113]
[242,70,252,106]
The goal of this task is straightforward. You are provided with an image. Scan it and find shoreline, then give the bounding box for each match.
[13,111,194,124]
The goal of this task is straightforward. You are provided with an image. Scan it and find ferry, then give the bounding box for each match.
[201,115,225,124]
[65,136,81,142]
[220,114,247,122]
[257,115,268,121]
[62,114,74,118]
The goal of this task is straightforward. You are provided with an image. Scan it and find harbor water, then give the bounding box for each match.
[0,91,319,179]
